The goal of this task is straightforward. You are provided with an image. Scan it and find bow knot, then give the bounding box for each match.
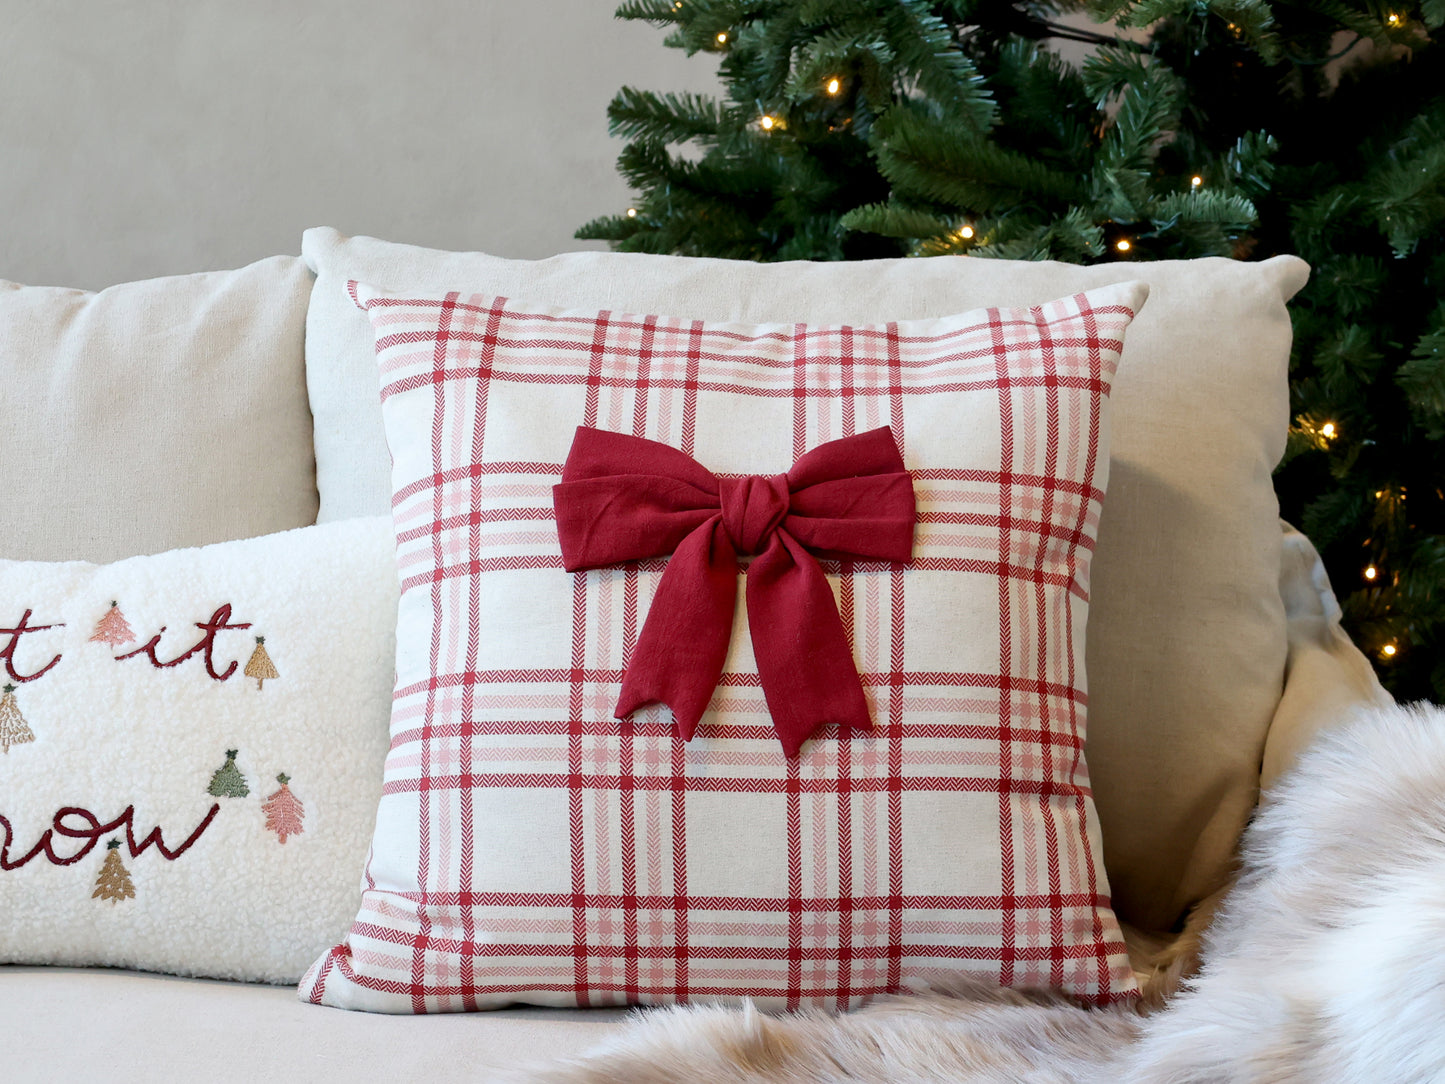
[718,474,790,556]
[553,426,916,757]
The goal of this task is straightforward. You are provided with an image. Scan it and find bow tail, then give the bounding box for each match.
[747,532,874,758]
[615,517,738,742]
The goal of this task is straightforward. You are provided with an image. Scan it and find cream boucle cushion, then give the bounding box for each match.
[0,256,319,563]
[0,518,396,982]
[301,228,1309,932]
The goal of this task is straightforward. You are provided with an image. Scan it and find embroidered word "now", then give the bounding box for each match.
[0,803,220,870]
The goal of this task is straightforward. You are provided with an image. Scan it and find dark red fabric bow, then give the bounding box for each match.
[553,426,915,757]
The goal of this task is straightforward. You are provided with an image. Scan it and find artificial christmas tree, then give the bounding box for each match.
[89,601,135,648]
[584,0,1445,700]
[207,749,249,799]
[262,773,305,844]
[244,636,278,690]
[0,683,35,753]
[93,839,135,903]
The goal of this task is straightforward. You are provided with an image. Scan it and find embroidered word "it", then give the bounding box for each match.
[117,604,252,681]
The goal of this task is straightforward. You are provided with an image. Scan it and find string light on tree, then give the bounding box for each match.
[1191,175,1204,188]
[826,77,842,96]
[1383,643,1399,658]
[1387,12,1401,24]
[715,31,728,44]
[1321,421,1336,439]
[958,224,975,240]
[626,208,638,218]
[759,114,778,131]
[1115,238,1132,253]
[1365,565,1379,581]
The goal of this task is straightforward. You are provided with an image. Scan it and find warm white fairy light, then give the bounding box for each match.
[1115,239,1132,253]
[959,224,975,240]
[1365,565,1378,581]
[826,77,842,96]
[1321,421,1337,438]
[716,31,728,44]
[626,208,638,218]
[1387,12,1401,25]
[1383,643,1398,657]
[1191,174,1204,187]
[759,114,777,130]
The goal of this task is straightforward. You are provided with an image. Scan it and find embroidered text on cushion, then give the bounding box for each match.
[303,282,1148,1012]
[0,519,397,982]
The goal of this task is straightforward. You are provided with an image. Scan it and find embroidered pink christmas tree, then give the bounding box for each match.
[89,601,135,648]
[0,684,35,753]
[262,773,304,844]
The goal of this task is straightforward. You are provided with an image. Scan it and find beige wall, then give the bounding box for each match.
[0,1,717,289]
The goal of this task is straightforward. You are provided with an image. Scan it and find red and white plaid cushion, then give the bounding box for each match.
[302,280,1148,1013]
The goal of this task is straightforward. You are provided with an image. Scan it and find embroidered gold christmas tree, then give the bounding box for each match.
[89,601,135,648]
[262,773,305,844]
[0,683,36,753]
[207,749,249,798]
[93,839,135,903]
[243,636,278,690]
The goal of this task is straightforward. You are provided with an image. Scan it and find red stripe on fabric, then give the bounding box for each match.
[990,304,1018,990]
[1076,296,1111,996]
[353,888,1117,909]
[456,294,504,1012]
[391,462,564,507]
[566,317,610,1007]
[380,368,1112,403]
[681,320,702,458]
[1033,304,1066,990]
[786,319,806,1010]
[675,319,699,1002]
[393,668,1091,702]
[886,322,906,997]
[378,774,1096,798]
[387,717,1090,751]
[365,291,1134,350]
[620,317,653,1003]
[411,289,461,1014]
[400,556,1097,595]
[837,560,855,1011]
[786,757,803,1011]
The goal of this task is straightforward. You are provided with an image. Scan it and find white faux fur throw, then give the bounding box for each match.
[525,702,1445,1083]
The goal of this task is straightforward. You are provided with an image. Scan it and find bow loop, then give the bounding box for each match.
[553,426,916,756]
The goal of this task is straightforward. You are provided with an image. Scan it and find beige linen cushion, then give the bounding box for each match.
[0,256,318,562]
[301,226,1308,933]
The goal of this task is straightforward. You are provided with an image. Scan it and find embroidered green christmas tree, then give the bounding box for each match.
[93,839,135,903]
[243,636,278,690]
[0,684,36,754]
[207,749,249,798]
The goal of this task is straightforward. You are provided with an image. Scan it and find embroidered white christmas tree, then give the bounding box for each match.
[0,684,35,754]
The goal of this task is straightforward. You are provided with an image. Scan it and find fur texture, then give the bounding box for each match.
[519,703,1445,1083]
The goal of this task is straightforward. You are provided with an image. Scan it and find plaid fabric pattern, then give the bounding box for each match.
[302,281,1146,1013]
